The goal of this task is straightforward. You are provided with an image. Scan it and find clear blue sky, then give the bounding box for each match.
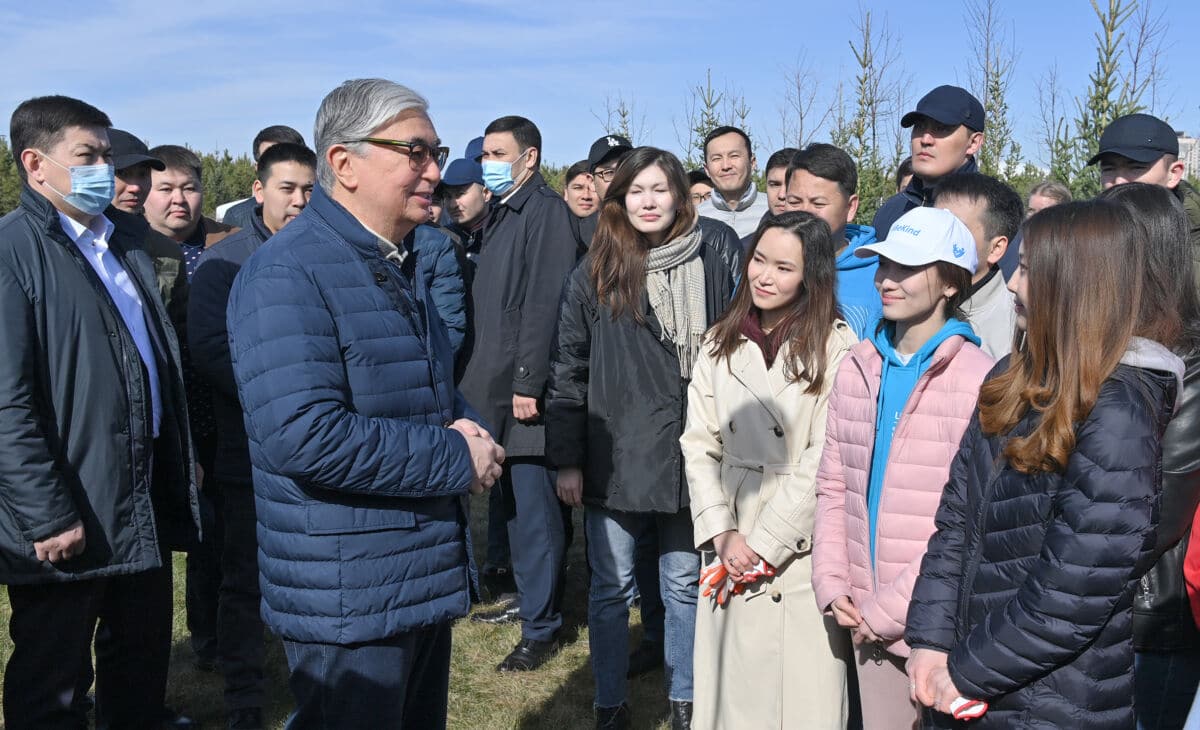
[2,0,1198,170]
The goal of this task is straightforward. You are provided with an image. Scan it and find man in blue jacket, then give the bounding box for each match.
[189,141,316,730]
[226,78,505,728]
[784,143,882,339]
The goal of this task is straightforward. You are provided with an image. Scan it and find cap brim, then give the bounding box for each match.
[1086,146,1166,166]
[855,239,936,266]
[114,153,165,172]
[442,176,482,187]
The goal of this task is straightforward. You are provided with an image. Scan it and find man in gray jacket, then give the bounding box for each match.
[0,95,199,729]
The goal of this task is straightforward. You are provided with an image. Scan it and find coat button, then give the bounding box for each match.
[374,272,387,283]
[771,591,782,603]
[797,537,809,551]
[729,420,736,433]
[773,425,784,437]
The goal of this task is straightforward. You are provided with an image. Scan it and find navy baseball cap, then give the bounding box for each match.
[108,128,165,172]
[442,158,483,186]
[588,134,633,170]
[901,85,985,133]
[465,136,484,163]
[1087,113,1179,165]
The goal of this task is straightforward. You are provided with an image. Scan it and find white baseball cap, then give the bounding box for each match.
[856,207,978,273]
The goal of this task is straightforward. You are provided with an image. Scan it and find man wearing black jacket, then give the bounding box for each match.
[188,142,316,730]
[0,95,200,730]
[459,116,579,671]
[872,85,985,235]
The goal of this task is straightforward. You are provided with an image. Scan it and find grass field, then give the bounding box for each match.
[0,494,674,729]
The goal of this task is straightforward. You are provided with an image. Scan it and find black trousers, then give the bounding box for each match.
[4,564,173,730]
[186,485,223,664]
[217,481,265,711]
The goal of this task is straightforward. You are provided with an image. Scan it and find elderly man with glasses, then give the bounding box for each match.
[226,78,504,728]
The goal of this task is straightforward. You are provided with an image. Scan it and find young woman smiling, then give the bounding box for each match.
[811,207,994,729]
[545,147,741,730]
[680,212,858,729]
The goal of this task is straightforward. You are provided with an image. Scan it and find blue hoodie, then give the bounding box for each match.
[865,318,980,565]
[838,224,883,340]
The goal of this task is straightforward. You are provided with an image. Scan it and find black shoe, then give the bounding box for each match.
[227,707,264,730]
[626,640,664,678]
[496,637,560,672]
[670,700,692,730]
[161,707,199,729]
[482,565,518,600]
[471,603,522,625]
[595,703,631,730]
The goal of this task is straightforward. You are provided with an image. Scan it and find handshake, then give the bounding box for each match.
[449,419,505,495]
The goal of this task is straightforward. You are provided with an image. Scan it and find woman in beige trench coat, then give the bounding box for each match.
[681,212,858,730]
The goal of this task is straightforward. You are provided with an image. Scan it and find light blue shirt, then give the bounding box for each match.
[58,212,162,437]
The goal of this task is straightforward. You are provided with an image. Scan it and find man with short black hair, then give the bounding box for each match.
[460,115,580,672]
[0,94,200,729]
[189,141,316,730]
[1091,112,1200,286]
[145,142,236,675]
[873,85,986,235]
[933,173,1022,358]
[215,125,305,228]
[763,147,799,218]
[697,125,767,238]
[784,142,881,339]
[578,134,633,247]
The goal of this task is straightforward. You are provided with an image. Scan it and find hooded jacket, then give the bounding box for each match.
[872,157,979,236]
[837,224,882,340]
[811,329,993,657]
[906,340,1184,729]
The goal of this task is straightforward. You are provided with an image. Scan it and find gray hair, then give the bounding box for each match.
[313,78,429,189]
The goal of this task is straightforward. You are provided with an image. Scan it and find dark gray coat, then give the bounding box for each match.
[457,171,581,456]
[0,188,200,583]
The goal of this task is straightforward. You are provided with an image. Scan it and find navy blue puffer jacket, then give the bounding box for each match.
[227,184,477,645]
[907,357,1178,729]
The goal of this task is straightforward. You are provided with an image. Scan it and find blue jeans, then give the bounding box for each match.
[1137,650,1200,730]
[282,622,452,730]
[585,506,699,707]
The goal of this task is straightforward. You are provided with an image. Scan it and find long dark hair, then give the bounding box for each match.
[589,147,697,320]
[979,201,1146,473]
[1098,182,1200,354]
[707,212,840,394]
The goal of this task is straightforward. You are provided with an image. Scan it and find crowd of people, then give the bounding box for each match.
[0,76,1199,730]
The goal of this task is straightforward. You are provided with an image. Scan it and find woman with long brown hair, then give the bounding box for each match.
[681,211,857,728]
[905,200,1187,729]
[545,147,741,730]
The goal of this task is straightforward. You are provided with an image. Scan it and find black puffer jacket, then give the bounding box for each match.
[1134,346,1200,651]
[907,355,1178,729]
[544,218,741,513]
[0,189,200,583]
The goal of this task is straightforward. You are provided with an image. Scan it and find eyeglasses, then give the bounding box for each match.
[342,137,450,169]
[593,167,618,183]
[690,191,712,204]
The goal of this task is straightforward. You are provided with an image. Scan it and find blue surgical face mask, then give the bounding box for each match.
[481,148,530,196]
[40,152,116,216]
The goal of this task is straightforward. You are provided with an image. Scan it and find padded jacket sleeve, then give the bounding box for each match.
[228,261,474,498]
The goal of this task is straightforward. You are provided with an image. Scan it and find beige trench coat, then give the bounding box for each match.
[681,324,857,730]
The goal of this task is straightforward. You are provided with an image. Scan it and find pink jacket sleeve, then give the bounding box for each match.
[812,378,852,614]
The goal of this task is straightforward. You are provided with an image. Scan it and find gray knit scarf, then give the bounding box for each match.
[645,224,706,378]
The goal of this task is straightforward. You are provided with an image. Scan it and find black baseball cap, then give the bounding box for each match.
[901,85,985,133]
[1087,113,1179,166]
[108,128,165,172]
[587,134,632,171]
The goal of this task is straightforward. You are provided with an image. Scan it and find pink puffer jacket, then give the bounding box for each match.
[811,336,993,657]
